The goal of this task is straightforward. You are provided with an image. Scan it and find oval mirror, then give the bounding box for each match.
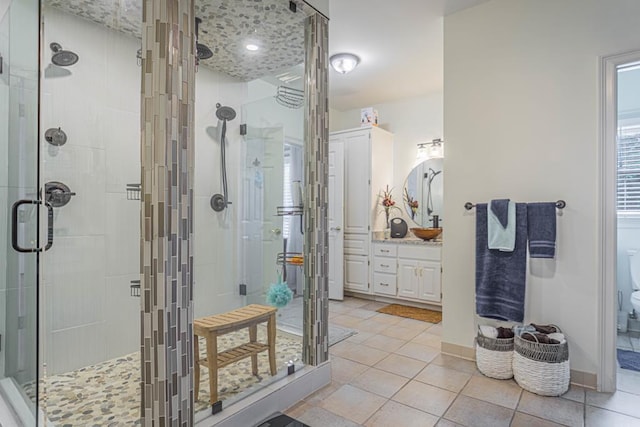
[403,158,443,227]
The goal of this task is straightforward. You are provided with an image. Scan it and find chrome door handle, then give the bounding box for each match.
[11,200,54,253]
[271,228,282,236]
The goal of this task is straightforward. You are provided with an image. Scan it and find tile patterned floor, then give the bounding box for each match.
[617,332,640,353]
[287,297,640,427]
[28,328,301,426]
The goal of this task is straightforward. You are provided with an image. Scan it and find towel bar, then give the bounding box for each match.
[464,200,566,211]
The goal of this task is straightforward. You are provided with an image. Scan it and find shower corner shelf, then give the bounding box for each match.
[130,280,141,297]
[126,183,141,201]
[277,252,304,267]
[276,205,303,216]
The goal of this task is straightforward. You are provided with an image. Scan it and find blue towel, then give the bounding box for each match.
[488,199,515,252]
[527,202,556,258]
[476,203,528,322]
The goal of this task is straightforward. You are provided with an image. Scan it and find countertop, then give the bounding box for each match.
[371,236,442,246]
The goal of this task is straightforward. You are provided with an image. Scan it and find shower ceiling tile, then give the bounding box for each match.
[43,0,307,81]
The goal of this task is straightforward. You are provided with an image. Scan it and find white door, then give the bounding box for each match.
[328,140,344,300]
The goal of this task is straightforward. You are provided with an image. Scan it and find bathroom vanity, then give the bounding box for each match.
[345,237,442,305]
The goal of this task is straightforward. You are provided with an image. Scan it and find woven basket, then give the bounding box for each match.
[475,332,514,379]
[513,330,570,396]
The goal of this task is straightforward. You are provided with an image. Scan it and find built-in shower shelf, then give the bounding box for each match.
[126,183,141,201]
[276,205,303,216]
[130,280,141,297]
[277,252,304,267]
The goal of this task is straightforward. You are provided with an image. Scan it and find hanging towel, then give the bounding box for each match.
[488,199,516,252]
[476,203,528,322]
[527,202,557,258]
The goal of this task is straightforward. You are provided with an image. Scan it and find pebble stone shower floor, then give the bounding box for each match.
[26,328,302,426]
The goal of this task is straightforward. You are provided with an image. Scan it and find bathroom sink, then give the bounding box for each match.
[410,227,442,241]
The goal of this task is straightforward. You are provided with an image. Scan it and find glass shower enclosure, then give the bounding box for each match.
[0,0,40,424]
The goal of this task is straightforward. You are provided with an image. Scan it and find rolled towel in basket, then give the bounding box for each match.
[548,332,566,344]
[497,327,515,339]
[479,325,498,338]
[521,332,560,344]
[513,325,536,336]
[531,323,558,334]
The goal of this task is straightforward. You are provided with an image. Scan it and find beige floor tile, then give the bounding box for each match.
[519,390,585,427]
[341,297,371,308]
[296,406,363,427]
[351,367,409,398]
[360,301,388,311]
[330,356,369,384]
[379,324,423,341]
[435,419,464,427]
[364,400,439,427]
[318,384,387,424]
[375,353,428,378]
[392,380,457,416]
[303,381,342,406]
[618,369,640,396]
[430,354,479,375]
[394,342,440,363]
[618,334,633,350]
[354,319,393,334]
[562,384,586,403]
[285,401,311,419]
[461,375,522,409]
[330,341,389,366]
[362,334,407,352]
[586,388,640,419]
[345,331,375,344]
[329,303,353,315]
[332,314,365,328]
[368,312,404,325]
[444,395,513,427]
[585,405,640,427]
[427,323,443,336]
[395,317,433,331]
[348,307,379,319]
[511,412,565,427]
[415,364,472,393]
[411,331,441,349]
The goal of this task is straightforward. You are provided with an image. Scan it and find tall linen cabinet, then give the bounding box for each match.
[329,126,394,294]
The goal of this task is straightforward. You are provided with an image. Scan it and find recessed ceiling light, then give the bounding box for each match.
[246,44,259,51]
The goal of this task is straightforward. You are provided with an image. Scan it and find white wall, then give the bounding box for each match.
[443,0,640,378]
[41,8,250,373]
[330,93,443,225]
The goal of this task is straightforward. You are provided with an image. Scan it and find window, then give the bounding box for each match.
[617,130,640,213]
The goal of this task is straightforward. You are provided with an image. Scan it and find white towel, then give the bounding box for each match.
[548,332,566,344]
[479,325,498,338]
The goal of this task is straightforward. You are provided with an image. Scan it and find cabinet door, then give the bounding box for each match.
[397,259,419,299]
[418,261,441,302]
[343,131,371,234]
[345,254,369,292]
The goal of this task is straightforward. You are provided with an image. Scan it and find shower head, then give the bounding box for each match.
[216,105,236,121]
[197,43,213,60]
[50,42,79,67]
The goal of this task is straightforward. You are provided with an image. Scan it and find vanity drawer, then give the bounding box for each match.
[397,244,441,261]
[373,272,396,296]
[345,234,370,256]
[373,256,397,274]
[373,243,397,257]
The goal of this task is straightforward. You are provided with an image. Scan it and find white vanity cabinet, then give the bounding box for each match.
[373,242,442,304]
[331,126,394,294]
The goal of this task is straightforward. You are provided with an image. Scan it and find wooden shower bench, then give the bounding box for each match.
[194,304,277,405]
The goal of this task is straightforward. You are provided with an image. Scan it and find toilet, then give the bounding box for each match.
[628,250,640,314]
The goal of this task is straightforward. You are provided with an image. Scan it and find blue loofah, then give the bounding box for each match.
[266,273,293,308]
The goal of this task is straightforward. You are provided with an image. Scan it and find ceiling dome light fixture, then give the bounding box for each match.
[329,53,360,74]
[246,43,260,51]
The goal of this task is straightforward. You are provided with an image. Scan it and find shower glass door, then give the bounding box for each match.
[0,0,40,424]
[241,97,285,305]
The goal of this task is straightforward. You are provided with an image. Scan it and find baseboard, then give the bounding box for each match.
[196,361,331,427]
[343,291,442,311]
[440,341,597,389]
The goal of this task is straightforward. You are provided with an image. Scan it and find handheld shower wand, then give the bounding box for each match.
[211,103,237,212]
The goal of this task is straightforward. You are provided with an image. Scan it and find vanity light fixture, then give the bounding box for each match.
[417,138,444,161]
[329,53,360,74]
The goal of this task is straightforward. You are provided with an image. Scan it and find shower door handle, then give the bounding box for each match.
[270,228,282,236]
[11,199,54,253]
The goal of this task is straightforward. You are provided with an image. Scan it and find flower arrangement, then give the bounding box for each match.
[404,188,419,220]
[379,185,401,228]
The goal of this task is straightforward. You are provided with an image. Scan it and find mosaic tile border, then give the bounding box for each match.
[140,0,196,425]
[302,13,329,366]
